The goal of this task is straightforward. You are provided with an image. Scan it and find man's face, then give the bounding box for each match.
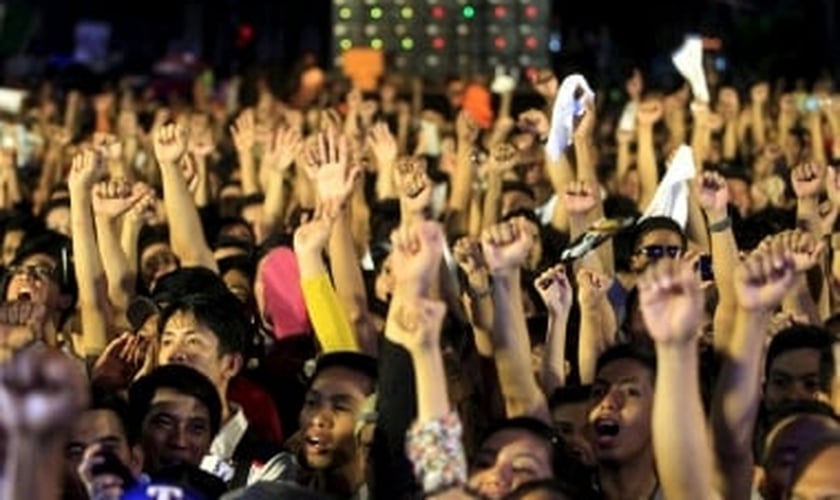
[158,310,239,393]
[140,242,178,289]
[631,228,684,273]
[299,366,372,471]
[588,359,654,463]
[761,415,840,500]
[551,401,595,467]
[6,254,63,309]
[65,409,136,471]
[140,388,213,472]
[764,348,825,412]
[468,428,554,500]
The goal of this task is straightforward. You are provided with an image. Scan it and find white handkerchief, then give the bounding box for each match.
[672,35,709,103]
[641,145,697,228]
[545,74,594,162]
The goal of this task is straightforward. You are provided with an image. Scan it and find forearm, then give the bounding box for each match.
[329,211,376,354]
[654,342,717,500]
[481,174,502,230]
[3,437,65,500]
[578,303,605,384]
[782,274,820,324]
[540,311,569,395]
[239,153,260,195]
[159,163,218,272]
[95,216,133,315]
[448,145,474,214]
[750,106,766,147]
[636,126,658,209]
[411,346,451,423]
[261,175,288,242]
[300,272,360,352]
[119,218,142,280]
[491,272,548,420]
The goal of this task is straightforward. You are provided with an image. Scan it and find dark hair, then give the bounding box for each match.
[158,292,249,356]
[137,224,171,259]
[759,399,840,464]
[631,216,687,252]
[5,229,77,309]
[308,351,378,393]
[40,197,70,218]
[787,430,840,495]
[89,389,138,445]
[151,266,232,303]
[549,385,593,410]
[129,364,223,438]
[595,342,657,380]
[505,478,590,500]
[501,180,536,200]
[765,324,834,393]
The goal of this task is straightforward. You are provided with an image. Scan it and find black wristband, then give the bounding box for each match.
[708,217,732,233]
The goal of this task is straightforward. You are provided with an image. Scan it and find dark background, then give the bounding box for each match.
[4,0,840,89]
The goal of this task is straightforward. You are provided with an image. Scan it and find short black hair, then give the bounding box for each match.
[765,324,834,393]
[308,351,378,394]
[151,266,232,303]
[158,291,249,356]
[89,389,138,445]
[595,342,657,380]
[129,364,223,438]
[759,399,840,463]
[549,385,593,410]
[631,216,687,252]
[5,229,77,307]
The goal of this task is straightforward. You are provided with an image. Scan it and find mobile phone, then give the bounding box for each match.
[697,254,714,281]
[90,450,137,489]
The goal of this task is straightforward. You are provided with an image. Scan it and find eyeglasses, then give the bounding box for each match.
[7,264,58,282]
[635,245,682,260]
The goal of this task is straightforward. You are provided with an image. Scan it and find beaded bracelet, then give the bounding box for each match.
[406,411,467,494]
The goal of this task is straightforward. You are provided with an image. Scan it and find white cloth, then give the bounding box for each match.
[672,35,710,103]
[640,144,697,228]
[545,74,595,162]
[201,406,249,482]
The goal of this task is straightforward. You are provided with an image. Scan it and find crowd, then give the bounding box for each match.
[0,32,839,500]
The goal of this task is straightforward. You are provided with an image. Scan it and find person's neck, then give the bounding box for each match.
[597,447,658,500]
[323,456,366,496]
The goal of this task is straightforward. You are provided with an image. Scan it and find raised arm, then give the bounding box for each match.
[636,97,664,211]
[68,149,110,357]
[533,264,573,395]
[152,123,218,273]
[482,217,549,420]
[712,239,795,500]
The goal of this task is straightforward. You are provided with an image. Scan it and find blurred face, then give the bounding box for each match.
[764,348,825,413]
[789,444,840,500]
[760,415,840,500]
[631,228,684,273]
[299,366,372,471]
[2,229,23,266]
[619,170,641,203]
[65,409,136,471]
[588,359,654,464]
[6,254,64,309]
[468,428,554,499]
[140,243,178,289]
[158,310,239,393]
[223,269,252,304]
[552,401,595,467]
[240,204,264,242]
[45,206,71,237]
[727,178,752,217]
[374,254,394,303]
[141,388,213,472]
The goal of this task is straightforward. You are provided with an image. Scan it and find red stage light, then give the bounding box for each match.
[524,5,539,19]
[431,6,445,19]
[494,37,507,49]
[432,37,446,49]
[525,36,538,50]
[494,6,507,18]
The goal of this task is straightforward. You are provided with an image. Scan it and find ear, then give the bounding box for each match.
[222,352,243,381]
[128,444,145,477]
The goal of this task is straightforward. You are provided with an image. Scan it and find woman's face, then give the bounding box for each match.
[374,254,394,303]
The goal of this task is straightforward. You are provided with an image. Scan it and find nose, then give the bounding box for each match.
[788,382,816,402]
[168,423,189,450]
[310,407,334,429]
[599,388,624,411]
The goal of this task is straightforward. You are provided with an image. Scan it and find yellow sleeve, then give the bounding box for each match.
[300,272,360,352]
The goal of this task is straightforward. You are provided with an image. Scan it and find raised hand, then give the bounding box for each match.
[481,217,536,276]
[125,188,158,226]
[750,82,770,105]
[293,205,337,258]
[734,241,796,311]
[153,122,188,167]
[262,126,303,175]
[534,264,573,315]
[488,142,519,173]
[0,344,88,436]
[394,156,432,213]
[576,268,612,309]
[93,132,123,162]
[68,148,104,193]
[0,301,47,362]
[717,86,740,121]
[230,108,256,155]
[92,180,148,220]
[790,162,825,200]
[636,98,664,127]
[385,298,447,353]
[91,332,149,390]
[827,166,840,208]
[563,180,598,215]
[305,128,360,217]
[768,229,825,272]
[188,127,216,158]
[572,99,596,140]
[453,236,491,293]
[456,110,479,143]
[366,122,397,170]
[389,220,445,295]
[638,257,704,345]
[696,170,730,220]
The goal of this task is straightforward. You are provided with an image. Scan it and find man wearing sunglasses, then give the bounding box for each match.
[630,216,687,273]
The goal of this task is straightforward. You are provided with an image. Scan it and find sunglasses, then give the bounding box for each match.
[635,245,682,260]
